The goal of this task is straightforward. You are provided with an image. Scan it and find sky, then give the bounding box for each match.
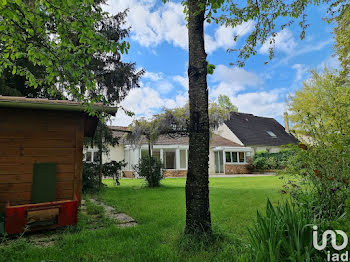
[103,0,339,127]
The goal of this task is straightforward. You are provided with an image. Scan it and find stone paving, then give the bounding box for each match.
[89,198,137,227]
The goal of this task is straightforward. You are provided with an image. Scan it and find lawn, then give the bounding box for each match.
[1,176,284,262]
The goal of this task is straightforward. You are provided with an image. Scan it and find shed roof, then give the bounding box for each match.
[0,96,118,115]
[0,96,118,137]
[224,112,298,146]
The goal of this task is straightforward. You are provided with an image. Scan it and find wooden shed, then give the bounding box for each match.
[0,96,117,233]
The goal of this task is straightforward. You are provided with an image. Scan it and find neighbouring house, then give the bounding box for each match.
[216,112,298,153]
[84,112,298,177]
[0,96,117,234]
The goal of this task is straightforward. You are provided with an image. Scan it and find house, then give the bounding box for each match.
[85,112,298,177]
[216,112,298,153]
[0,96,117,234]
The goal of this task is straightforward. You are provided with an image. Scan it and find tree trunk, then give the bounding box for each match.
[185,0,211,234]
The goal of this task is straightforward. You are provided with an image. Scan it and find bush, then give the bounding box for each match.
[82,160,125,192]
[240,199,323,261]
[82,162,99,192]
[252,150,293,171]
[102,160,126,178]
[282,143,350,222]
[134,156,163,187]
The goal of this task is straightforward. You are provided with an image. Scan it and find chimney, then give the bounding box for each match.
[284,112,290,133]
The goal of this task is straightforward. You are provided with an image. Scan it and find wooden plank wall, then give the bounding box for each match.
[0,108,84,212]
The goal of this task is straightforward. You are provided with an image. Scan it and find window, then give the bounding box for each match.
[232,152,238,163]
[245,151,252,162]
[225,151,245,163]
[85,151,92,162]
[164,151,176,169]
[266,131,277,137]
[152,150,161,161]
[141,149,148,158]
[84,148,99,163]
[239,152,245,163]
[225,152,232,163]
[180,150,187,169]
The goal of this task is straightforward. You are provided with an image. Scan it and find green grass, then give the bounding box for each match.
[0,176,284,262]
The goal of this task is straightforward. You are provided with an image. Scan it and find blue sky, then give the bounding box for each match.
[103,0,339,126]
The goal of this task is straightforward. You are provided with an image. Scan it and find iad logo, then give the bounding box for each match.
[313,225,349,261]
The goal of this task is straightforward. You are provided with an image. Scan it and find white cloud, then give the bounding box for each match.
[104,0,188,49]
[206,21,255,54]
[292,64,309,82]
[105,1,255,53]
[143,71,163,81]
[211,64,262,87]
[230,90,286,118]
[111,85,188,126]
[173,74,188,90]
[259,29,296,55]
[209,65,264,107]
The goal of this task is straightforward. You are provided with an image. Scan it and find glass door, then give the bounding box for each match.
[214,151,224,173]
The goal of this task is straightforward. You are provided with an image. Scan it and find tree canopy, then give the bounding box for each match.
[288,68,350,143]
[0,0,142,114]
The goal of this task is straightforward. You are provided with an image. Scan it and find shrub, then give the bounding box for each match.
[282,142,350,221]
[82,160,125,192]
[134,156,163,187]
[82,162,99,192]
[252,150,293,171]
[241,199,323,261]
[102,160,126,178]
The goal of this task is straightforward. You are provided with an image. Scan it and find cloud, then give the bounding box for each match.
[104,0,188,49]
[259,29,296,55]
[209,64,263,98]
[143,71,163,81]
[173,74,188,90]
[111,85,188,126]
[105,1,254,53]
[292,64,309,82]
[230,90,286,118]
[205,21,255,54]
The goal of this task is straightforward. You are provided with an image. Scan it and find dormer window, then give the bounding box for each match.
[266,131,277,137]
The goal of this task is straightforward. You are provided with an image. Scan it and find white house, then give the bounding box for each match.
[84,112,298,177]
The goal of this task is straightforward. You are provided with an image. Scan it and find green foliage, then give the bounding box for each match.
[82,162,100,192]
[252,150,292,170]
[82,160,125,192]
[217,94,238,113]
[333,4,350,76]
[286,68,350,221]
[282,143,350,221]
[288,68,350,138]
[134,156,163,187]
[240,199,323,262]
[0,0,142,113]
[102,160,126,178]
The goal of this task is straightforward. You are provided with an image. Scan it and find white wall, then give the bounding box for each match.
[103,144,125,163]
[208,148,216,175]
[214,124,244,145]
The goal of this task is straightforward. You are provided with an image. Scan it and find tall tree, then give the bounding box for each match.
[217,94,238,113]
[0,0,142,113]
[333,4,350,76]
[163,0,348,235]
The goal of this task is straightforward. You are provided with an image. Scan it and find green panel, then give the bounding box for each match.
[31,163,57,204]
[0,213,4,235]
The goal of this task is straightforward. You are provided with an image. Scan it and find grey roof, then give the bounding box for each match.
[109,126,242,147]
[224,112,298,146]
